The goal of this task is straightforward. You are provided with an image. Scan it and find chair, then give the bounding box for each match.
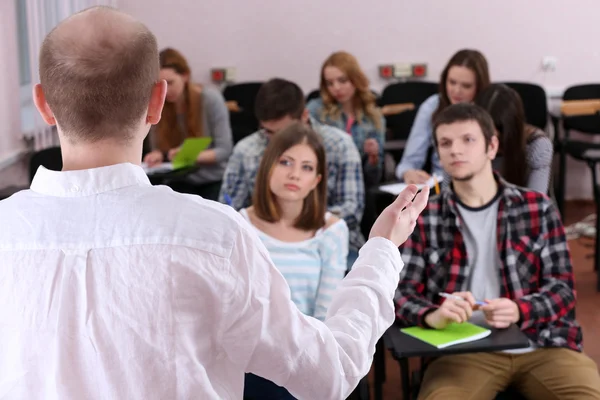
[556,84,600,214]
[379,81,439,163]
[223,82,264,144]
[306,89,320,103]
[28,146,62,182]
[555,84,600,289]
[306,89,380,104]
[501,82,549,131]
[0,147,62,201]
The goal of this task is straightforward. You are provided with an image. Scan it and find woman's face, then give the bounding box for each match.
[269,143,321,203]
[323,66,356,105]
[445,66,477,104]
[160,68,188,103]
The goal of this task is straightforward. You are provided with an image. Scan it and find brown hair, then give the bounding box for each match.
[155,48,204,152]
[432,103,496,149]
[255,78,305,122]
[319,51,383,131]
[475,84,529,186]
[433,49,490,121]
[252,122,327,231]
[39,6,159,142]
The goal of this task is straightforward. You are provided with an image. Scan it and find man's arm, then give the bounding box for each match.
[220,184,428,399]
[514,200,577,330]
[218,145,250,209]
[328,142,365,236]
[395,215,438,326]
[221,223,401,399]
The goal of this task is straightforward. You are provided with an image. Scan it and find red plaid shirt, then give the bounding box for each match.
[395,176,582,352]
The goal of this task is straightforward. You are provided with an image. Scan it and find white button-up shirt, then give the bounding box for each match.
[0,163,403,399]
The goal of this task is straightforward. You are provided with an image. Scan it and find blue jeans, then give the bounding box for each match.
[244,373,296,400]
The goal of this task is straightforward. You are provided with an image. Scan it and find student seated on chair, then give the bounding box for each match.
[0,6,431,399]
[143,48,232,200]
[242,122,349,400]
[219,78,365,270]
[475,83,553,194]
[395,103,600,400]
[307,51,386,188]
[395,49,490,184]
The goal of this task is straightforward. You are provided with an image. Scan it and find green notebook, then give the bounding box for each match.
[401,322,491,349]
[172,137,213,169]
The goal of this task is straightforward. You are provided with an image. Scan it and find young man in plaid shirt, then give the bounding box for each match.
[395,103,600,399]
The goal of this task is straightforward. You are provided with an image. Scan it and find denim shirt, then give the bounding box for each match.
[307,98,385,187]
[394,94,444,180]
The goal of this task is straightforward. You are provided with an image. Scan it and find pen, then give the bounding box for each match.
[439,292,487,306]
[433,176,440,195]
[223,193,233,207]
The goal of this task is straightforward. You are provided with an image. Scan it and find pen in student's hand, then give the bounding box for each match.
[439,292,487,306]
[433,176,440,195]
[223,194,232,207]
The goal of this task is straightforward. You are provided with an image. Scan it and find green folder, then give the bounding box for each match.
[401,322,491,349]
[172,137,213,170]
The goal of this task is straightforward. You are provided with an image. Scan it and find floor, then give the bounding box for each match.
[367,200,600,400]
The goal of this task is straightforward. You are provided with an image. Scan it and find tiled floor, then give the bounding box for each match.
[368,200,600,399]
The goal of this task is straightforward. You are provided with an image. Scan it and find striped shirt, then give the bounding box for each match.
[240,210,349,321]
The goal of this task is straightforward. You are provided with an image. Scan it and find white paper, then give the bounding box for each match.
[141,162,174,175]
[379,174,443,195]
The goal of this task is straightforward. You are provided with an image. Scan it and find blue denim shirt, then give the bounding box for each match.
[394,94,443,180]
[307,98,385,187]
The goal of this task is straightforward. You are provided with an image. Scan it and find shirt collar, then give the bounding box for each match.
[30,163,151,197]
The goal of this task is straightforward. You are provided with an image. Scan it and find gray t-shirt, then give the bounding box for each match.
[457,193,535,353]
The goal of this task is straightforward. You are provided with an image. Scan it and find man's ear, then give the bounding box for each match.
[487,135,499,160]
[32,84,56,126]
[147,80,167,125]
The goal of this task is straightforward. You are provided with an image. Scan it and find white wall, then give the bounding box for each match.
[2,1,600,199]
[120,0,600,95]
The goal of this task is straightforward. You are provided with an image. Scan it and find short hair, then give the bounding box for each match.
[254,78,305,122]
[432,103,496,148]
[39,6,159,142]
[252,122,327,231]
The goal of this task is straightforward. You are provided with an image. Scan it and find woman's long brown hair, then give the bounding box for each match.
[433,49,490,121]
[155,48,204,152]
[319,51,383,131]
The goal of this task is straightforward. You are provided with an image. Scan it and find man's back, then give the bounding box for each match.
[0,164,249,399]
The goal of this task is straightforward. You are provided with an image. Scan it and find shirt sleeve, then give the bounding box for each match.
[327,140,365,238]
[395,95,438,180]
[218,143,250,209]
[525,135,553,194]
[203,89,233,163]
[220,223,403,399]
[314,220,349,321]
[514,199,576,330]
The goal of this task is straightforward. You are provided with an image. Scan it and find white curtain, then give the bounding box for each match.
[24,0,118,150]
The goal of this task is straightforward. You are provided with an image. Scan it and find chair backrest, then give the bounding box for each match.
[307,88,381,104]
[223,82,264,144]
[562,84,600,135]
[501,82,548,130]
[379,81,439,141]
[306,89,320,103]
[29,146,62,183]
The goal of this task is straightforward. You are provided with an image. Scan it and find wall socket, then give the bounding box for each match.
[541,56,557,72]
[393,63,412,78]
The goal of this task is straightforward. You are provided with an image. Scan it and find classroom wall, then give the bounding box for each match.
[120,0,600,96]
[1,0,599,200]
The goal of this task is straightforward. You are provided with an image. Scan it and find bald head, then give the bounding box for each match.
[39,6,159,143]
